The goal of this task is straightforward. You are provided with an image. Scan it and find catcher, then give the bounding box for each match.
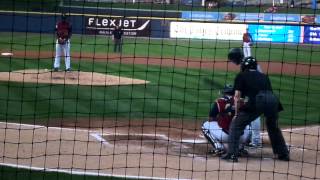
[202,85,250,156]
[54,13,72,72]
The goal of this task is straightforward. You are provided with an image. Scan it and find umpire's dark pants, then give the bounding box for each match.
[228,91,289,156]
[114,38,122,53]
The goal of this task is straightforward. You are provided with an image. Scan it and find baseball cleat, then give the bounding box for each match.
[247,143,263,149]
[278,154,290,161]
[209,148,226,156]
[239,149,249,157]
[221,153,238,162]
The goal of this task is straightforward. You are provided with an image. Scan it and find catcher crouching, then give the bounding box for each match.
[202,85,250,156]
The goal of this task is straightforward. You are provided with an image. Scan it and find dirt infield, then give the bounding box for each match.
[0,119,319,180]
[0,69,149,86]
[0,50,320,179]
[3,50,320,76]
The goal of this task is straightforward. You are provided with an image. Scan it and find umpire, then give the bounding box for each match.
[112,25,124,53]
[222,56,290,162]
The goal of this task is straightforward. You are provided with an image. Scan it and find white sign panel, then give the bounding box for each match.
[170,22,247,40]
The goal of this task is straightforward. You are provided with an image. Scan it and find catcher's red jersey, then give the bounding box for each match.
[215,98,234,134]
[56,21,71,39]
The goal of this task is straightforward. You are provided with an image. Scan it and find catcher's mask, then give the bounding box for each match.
[228,48,244,65]
[240,56,257,72]
[222,84,234,95]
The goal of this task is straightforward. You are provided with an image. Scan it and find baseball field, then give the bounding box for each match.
[0,5,320,180]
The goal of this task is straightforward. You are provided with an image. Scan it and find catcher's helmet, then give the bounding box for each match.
[240,56,257,71]
[228,48,244,65]
[222,84,234,95]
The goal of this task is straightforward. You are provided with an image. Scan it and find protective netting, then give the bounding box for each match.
[0,0,320,180]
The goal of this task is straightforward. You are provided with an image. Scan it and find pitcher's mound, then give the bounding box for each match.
[0,69,149,86]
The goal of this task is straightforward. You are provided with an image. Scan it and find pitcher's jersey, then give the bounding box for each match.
[243,33,252,43]
[56,21,71,39]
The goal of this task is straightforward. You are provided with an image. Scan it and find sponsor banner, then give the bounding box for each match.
[181,0,202,6]
[249,24,300,43]
[85,16,150,36]
[218,12,263,22]
[170,22,247,40]
[235,13,264,21]
[181,11,221,21]
[263,14,301,23]
[303,26,320,44]
[300,15,316,24]
[181,11,319,24]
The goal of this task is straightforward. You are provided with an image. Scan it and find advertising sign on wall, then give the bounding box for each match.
[181,12,264,22]
[248,24,300,43]
[85,16,151,36]
[181,11,319,25]
[170,22,247,40]
[181,12,220,21]
[263,14,301,23]
[303,26,320,44]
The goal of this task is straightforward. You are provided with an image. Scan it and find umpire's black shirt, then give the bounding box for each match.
[113,28,123,40]
[234,70,272,112]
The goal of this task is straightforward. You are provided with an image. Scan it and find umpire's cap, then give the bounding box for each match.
[228,48,244,65]
[222,84,234,95]
[241,56,257,71]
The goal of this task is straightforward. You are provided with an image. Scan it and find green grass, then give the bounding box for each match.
[1,32,319,63]
[0,57,319,126]
[0,57,223,123]
[0,166,124,180]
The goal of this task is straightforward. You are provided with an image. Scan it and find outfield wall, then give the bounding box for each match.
[0,13,170,38]
[0,12,319,44]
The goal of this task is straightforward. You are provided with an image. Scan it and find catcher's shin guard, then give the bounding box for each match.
[201,127,224,150]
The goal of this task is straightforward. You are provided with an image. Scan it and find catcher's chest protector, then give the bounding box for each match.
[216,98,234,133]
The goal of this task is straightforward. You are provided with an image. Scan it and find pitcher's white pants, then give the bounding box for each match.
[54,40,71,70]
[243,42,251,57]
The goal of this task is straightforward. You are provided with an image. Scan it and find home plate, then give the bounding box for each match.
[1,52,13,56]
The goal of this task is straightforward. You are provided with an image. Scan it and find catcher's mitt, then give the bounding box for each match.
[58,38,66,45]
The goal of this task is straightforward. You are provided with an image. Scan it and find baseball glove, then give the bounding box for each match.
[58,38,66,45]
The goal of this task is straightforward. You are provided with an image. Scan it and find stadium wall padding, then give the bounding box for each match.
[0,13,170,38]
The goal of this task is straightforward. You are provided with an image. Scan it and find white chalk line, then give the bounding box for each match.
[0,121,90,133]
[0,122,193,180]
[0,121,317,178]
[98,132,206,144]
[89,133,110,146]
[1,121,314,145]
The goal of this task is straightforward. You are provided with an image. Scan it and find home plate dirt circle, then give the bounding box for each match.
[0,69,149,86]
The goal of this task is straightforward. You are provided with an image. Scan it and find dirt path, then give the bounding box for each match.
[1,119,319,180]
[4,50,320,76]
